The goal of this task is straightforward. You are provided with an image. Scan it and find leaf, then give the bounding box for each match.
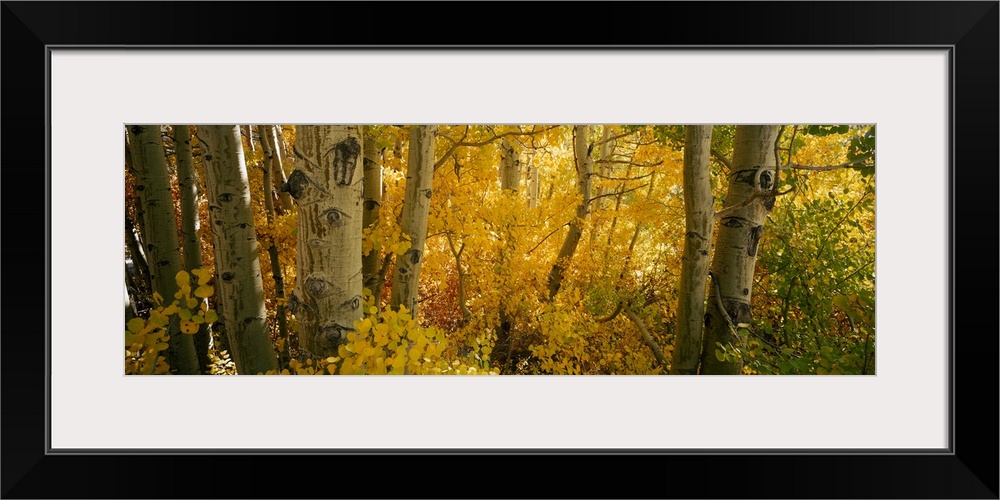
[178,309,192,320]
[194,285,214,298]
[148,309,169,328]
[127,318,145,334]
[175,270,191,289]
[192,268,212,286]
[152,291,164,306]
[832,295,849,309]
[180,319,199,334]
[186,297,199,309]
[204,310,218,323]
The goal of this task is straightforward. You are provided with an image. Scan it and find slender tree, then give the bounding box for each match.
[546,125,593,300]
[700,125,780,375]
[390,125,436,316]
[257,125,290,367]
[499,137,520,191]
[287,125,365,358]
[361,127,384,298]
[199,125,278,374]
[670,125,715,375]
[268,126,295,212]
[174,124,212,373]
[128,125,199,374]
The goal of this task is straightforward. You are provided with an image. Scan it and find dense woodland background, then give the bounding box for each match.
[124,124,875,375]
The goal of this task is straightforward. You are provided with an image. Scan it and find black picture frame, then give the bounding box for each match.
[2,2,996,498]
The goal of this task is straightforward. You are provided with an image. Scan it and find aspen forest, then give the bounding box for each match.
[124,124,875,376]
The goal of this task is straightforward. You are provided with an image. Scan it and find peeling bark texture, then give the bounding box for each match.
[499,137,520,191]
[128,125,199,374]
[362,127,383,297]
[292,126,364,358]
[546,125,593,300]
[257,125,290,367]
[200,125,278,374]
[174,125,212,373]
[670,125,715,375]
[700,125,779,375]
[390,125,436,316]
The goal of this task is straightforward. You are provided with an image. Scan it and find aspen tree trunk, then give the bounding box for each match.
[546,125,593,300]
[199,125,278,374]
[590,126,615,247]
[499,138,520,191]
[390,125,436,316]
[174,125,212,373]
[700,125,779,375]
[526,152,540,208]
[287,125,364,358]
[256,125,290,367]
[362,127,384,298]
[594,126,614,210]
[128,125,199,374]
[268,126,294,212]
[495,136,521,370]
[670,125,714,375]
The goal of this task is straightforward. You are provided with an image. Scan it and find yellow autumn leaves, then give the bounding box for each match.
[124,268,219,374]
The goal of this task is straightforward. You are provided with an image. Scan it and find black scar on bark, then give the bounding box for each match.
[341,295,361,311]
[410,249,421,264]
[305,276,339,298]
[742,288,749,296]
[130,126,145,135]
[319,323,353,348]
[763,196,776,211]
[221,271,235,282]
[733,169,758,185]
[327,137,361,186]
[282,170,310,199]
[204,154,213,162]
[424,189,432,199]
[721,217,745,228]
[135,184,145,191]
[758,170,773,190]
[156,260,170,268]
[700,250,709,256]
[217,193,234,203]
[363,200,380,211]
[704,314,712,328]
[323,208,350,227]
[748,225,763,256]
[724,299,752,325]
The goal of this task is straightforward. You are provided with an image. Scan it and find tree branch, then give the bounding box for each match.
[710,149,733,171]
[786,155,873,172]
[624,308,669,370]
[526,222,569,255]
[594,158,663,167]
[596,301,624,323]
[588,183,649,204]
[591,171,654,181]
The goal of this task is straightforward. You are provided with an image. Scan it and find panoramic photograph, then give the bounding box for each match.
[124,124,875,375]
